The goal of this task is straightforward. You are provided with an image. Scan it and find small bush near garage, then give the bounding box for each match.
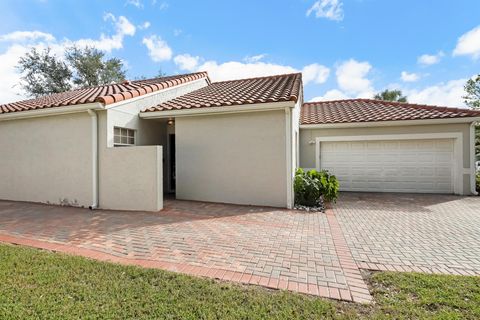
[476,172,480,194]
[294,168,339,210]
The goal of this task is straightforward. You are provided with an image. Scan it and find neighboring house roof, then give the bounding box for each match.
[301,99,480,125]
[142,73,302,112]
[0,72,209,115]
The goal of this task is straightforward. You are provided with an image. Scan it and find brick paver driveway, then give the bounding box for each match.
[0,199,369,302]
[1,193,477,303]
[335,193,480,276]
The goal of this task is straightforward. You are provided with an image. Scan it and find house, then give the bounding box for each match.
[0,71,478,211]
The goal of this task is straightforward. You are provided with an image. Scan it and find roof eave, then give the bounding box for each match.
[0,102,104,122]
[299,117,480,129]
[140,100,296,119]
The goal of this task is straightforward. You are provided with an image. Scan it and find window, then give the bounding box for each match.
[114,127,135,146]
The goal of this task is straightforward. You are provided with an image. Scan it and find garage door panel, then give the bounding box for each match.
[320,139,454,194]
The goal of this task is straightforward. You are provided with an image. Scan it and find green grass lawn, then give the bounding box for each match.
[0,243,479,319]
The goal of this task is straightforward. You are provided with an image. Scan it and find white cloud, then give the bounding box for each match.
[196,60,298,82]
[74,14,135,52]
[157,1,169,10]
[142,35,172,62]
[126,0,143,8]
[117,16,136,36]
[174,54,200,71]
[138,21,151,30]
[244,54,267,63]
[173,29,182,36]
[302,63,330,85]
[195,59,330,87]
[401,71,420,82]
[306,0,344,21]
[0,14,136,104]
[0,44,31,103]
[418,52,443,65]
[336,59,372,94]
[0,31,55,43]
[405,78,467,107]
[309,89,347,102]
[453,25,480,59]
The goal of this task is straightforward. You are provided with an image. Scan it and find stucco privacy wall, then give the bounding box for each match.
[300,123,474,194]
[176,110,287,207]
[96,111,163,211]
[99,145,163,211]
[0,113,92,206]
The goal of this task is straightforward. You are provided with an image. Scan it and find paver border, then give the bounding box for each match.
[324,208,373,303]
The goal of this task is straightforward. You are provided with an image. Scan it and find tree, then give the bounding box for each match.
[462,75,480,161]
[65,46,125,87]
[17,46,127,98]
[464,74,480,110]
[374,89,408,102]
[17,48,72,97]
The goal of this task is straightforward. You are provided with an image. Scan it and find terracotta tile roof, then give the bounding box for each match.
[0,72,209,115]
[301,99,480,125]
[143,73,302,112]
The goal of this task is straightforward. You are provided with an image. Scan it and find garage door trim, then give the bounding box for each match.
[314,132,463,194]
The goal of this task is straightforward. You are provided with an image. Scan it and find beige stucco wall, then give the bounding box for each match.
[99,145,163,211]
[175,110,287,207]
[0,113,93,206]
[0,80,206,210]
[300,123,474,195]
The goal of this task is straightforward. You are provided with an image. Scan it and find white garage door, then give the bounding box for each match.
[320,139,454,193]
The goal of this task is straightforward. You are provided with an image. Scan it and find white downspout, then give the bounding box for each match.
[87,109,99,209]
[470,122,478,195]
[285,106,293,209]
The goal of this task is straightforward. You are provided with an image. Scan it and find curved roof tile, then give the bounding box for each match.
[0,72,210,115]
[143,73,303,112]
[301,99,480,125]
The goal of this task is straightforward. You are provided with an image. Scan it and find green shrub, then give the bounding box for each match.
[476,172,480,194]
[294,168,340,206]
[294,168,321,207]
[309,169,340,203]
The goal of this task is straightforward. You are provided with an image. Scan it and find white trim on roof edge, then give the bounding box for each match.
[0,102,104,121]
[300,117,480,129]
[139,101,296,119]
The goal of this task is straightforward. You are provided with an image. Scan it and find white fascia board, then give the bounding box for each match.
[0,102,104,122]
[104,78,208,110]
[299,117,480,129]
[139,101,296,119]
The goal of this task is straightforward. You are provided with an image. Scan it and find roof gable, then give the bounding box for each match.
[301,99,480,125]
[0,72,209,115]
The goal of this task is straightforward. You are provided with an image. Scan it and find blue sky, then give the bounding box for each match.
[0,0,479,106]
